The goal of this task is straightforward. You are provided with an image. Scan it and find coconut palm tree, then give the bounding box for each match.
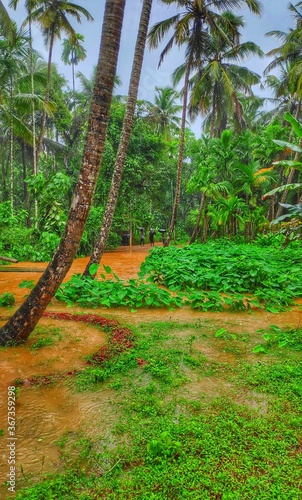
[0,0,125,346]
[82,0,154,278]
[61,32,87,92]
[265,2,302,93]
[146,86,182,141]
[148,0,262,245]
[184,12,263,137]
[9,0,41,222]
[0,51,50,209]
[0,18,32,211]
[264,63,302,121]
[24,0,93,164]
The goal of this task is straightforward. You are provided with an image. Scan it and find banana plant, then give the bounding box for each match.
[264,112,302,240]
[264,112,302,199]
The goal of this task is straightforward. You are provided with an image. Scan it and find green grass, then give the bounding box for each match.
[8,320,302,500]
[28,325,63,350]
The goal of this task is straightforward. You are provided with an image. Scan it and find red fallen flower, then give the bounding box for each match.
[136,358,147,366]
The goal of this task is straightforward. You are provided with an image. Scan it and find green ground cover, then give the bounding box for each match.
[9,319,302,500]
[56,241,302,312]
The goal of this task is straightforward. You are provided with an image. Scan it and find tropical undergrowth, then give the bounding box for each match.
[55,240,302,313]
[139,240,302,312]
[11,319,302,500]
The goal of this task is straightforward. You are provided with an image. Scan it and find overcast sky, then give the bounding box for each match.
[2,0,294,136]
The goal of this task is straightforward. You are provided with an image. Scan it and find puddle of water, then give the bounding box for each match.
[0,318,107,390]
[0,382,118,499]
[0,243,153,304]
[0,315,112,500]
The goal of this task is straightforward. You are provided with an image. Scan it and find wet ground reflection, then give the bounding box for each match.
[0,244,301,498]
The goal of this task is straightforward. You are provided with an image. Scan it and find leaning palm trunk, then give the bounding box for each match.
[0,0,125,346]
[166,63,190,246]
[276,136,302,218]
[189,193,205,244]
[82,0,153,278]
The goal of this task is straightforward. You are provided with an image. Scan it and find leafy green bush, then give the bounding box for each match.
[78,205,121,256]
[0,292,15,306]
[56,268,182,310]
[139,241,302,310]
[0,227,35,260]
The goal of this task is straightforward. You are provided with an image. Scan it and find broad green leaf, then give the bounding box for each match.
[18,279,35,289]
[215,328,228,338]
[89,263,99,276]
[273,160,302,171]
[264,183,302,198]
[284,111,302,138]
[273,139,302,153]
[263,333,271,342]
[253,345,267,354]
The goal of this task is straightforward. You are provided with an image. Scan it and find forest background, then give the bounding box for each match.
[0,0,301,262]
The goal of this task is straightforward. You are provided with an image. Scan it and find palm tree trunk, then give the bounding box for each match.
[35,29,55,165]
[210,84,217,138]
[166,62,190,246]
[0,0,126,346]
[9,81,14,214]
[189,193,205,244]
[276,136,302,218]
[29,17,38,226]
[82,0,153,278]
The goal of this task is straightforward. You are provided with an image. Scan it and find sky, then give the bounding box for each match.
[2,0,294,136]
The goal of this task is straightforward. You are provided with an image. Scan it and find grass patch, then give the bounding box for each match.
[28,325,63,350]
[10,320,302,500]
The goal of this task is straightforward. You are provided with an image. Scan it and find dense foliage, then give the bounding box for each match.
[0,2,302,256]
[54,240,302,313]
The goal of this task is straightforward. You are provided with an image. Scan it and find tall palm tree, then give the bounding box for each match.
[9,0,40,222]
[264,63,301,121]
[265,2,302,94]
[0,17,32,211]
[148,0,262,246]
[147,86,182,141]
[184,12,263,137]
[61,32,87,91]
[25,0,93,164]
[0,51,50,209]
[0,0,125,346]
[82,0,154,278]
